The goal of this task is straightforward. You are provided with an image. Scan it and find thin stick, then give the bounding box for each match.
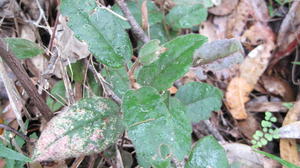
[115,0,150,43]
[88,63,122,105]
[0,39,53,121]
[0,124,32,143]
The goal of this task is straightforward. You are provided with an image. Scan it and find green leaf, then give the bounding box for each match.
[175,82,223,122]
[139,40,163,65]
[4,38,44,59]
[46,81,66,112]
[185,136,229,168]
[87,71,102,96]
[137,34,207,91]
[60,0,132,68]
[166,5,207,30]
[0,143,31,162]
[172,0,214,7]
[255,150,300,168]
[112,0,163,29]
[149,23,169,43]
[33,97,123,161]
[102,66,130,98]
[122,87,192,167]
[67,60,85,83]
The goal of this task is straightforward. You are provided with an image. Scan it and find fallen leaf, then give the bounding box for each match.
[280,99,300,166]
[246,102,289,113]
[56,15,90,64]
[279,121,300,139]
[226,43,275,120]
[222,143,281,168]
[237,114,260,139]
[226,0,269,39]
[260,76,295,101]
[168,86,177,94]
[226,77,252,119]
[208,0,238,16]
[271,1,300,65]
[241,22,275,48]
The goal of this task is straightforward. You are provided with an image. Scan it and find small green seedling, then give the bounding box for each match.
[252,112,279,148]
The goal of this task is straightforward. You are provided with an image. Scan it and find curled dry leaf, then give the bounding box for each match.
[56,16,90,64]
[280,99,300,166]
[272,1,300,65]
[226,43,275,120]
[33,97,123,162]
[208,0,238,16]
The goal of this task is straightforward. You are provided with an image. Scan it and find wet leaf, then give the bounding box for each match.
[46,81,66,112]
[137,34,207,91]
[0,142,31,162]
[33,97,123,161]
[102,66,130,98]
[60,0,132,68]
[176,82,223,122]
[166,5,207,30]
[4,38,44,59]
[122,87,192,167]
[185,136,229,168]
[139,40,164,65]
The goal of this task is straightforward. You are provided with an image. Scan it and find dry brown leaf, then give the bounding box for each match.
[225,77,252,119]
[222,143,281,168]
[199,21,219,42]
[280,99,300,166]
[168,86,178,94]
[272,1,300,65]
[226,0,269,39]
[208,0,238,16]
[0,116,3,135]
[226,42,275,120]
[56,16,90,64]
[260,76,295,101]
[241,22,275,47]
[199,16,228,42]
[237,114,260,139]
[246,102,289,113]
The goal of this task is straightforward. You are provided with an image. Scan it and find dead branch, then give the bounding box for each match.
[115,0,150,43]
[0,39,53,121]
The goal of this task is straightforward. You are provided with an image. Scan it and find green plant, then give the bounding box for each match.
[3,0,231,167]
[251,112,279,148]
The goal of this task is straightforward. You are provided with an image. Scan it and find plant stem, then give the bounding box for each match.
[115,0,150,43]
[0,39,53,121]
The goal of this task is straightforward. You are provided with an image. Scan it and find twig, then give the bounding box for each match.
[203,120,225,143]
[0,124,32,144]
[0,39,53,121]
[115,0,150,43]
[0,59,26,133]
[88,63,122,105]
